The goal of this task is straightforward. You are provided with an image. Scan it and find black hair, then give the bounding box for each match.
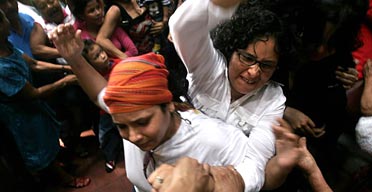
[211,4,292,84]
[211,5,291,67]
[82,39,98,61]
[69,0,102,20]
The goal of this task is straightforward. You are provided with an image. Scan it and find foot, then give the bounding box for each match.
[105,160,116,173]
[65,177,91,188]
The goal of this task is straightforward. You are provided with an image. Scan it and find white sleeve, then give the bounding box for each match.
[169,0,237,73]
[97,87,110,113]
[355,116,372,155]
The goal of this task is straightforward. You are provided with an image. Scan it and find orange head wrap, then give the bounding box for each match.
[103,53,173,114]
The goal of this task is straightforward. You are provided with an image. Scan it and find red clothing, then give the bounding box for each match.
[352,0,372,79]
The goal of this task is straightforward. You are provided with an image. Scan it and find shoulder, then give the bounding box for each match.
[19,13,34,23]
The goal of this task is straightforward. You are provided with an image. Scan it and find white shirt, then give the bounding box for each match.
[124,110,265,192]
[355,116,372,155]
[17,1,44,26]
[169,0,286,191]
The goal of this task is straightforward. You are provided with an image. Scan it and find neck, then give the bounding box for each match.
[158,112,181,146]
[230,88,243,102]
[86,23,101,37]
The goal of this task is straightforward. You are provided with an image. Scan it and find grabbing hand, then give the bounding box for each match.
[284,107,325,138]
[210,165,244,192]
[335,66,359,90]
[272,118,302,171]
[150,21,165,35]
[148,157,214,192]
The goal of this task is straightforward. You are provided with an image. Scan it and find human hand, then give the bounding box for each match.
[63,74,78,85]
[335,66,359,90]
[148,157,214,192]
[49,23,84,61]
[150,21,165,35]
[296,137,317,175]
[272,118,302,171]
[284,107,325,138]
[210,165,244,192]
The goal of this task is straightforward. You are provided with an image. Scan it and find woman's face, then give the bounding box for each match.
[82,0,104,26]
[111,104,173,151]
[86,43,110,74]
[228,36,278,100]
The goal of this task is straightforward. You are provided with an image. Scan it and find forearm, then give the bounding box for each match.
[261,157,291,190]
[35,77,69,99]
[306,168,332,192]
[65,56,107,105]
[99,39,128,59]
[361,78,372,115]
[32,60,70,73]
[32,46,62,60]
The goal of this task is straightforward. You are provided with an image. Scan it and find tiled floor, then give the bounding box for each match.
[44,132,134,192]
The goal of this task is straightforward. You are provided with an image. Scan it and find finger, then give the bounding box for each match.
[302,125,316,137]
[347,68,359,76]
[202,163,211,173]
[306,118,316,128]
[276,118,292,131]
[298,137,307,149]
[312,125,326,138]
[148,164,174,184]
[151,176,164,191]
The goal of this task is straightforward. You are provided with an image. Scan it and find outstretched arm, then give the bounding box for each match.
[49,23,107,106]
[296,137,332,192]
[22,53,72,73]
[262,118,301,190]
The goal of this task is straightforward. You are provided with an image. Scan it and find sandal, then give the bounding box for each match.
[105,160,116,173]
[65,177,91,188]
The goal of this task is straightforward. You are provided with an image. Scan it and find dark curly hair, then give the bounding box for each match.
[211,5,291,68]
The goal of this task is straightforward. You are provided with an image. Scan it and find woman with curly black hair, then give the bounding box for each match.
[168,0,317,191]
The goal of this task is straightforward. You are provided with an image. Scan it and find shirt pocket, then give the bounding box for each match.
[192,94,224,119]
[230,107,259,137]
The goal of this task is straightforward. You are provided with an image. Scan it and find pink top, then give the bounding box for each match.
[74,20,138,57]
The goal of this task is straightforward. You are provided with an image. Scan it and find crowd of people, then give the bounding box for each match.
[1,0,372,191]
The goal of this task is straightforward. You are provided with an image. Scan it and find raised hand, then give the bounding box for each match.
[49,23,84,62]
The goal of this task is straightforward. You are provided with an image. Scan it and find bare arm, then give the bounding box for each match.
[50,24,108,106]
[22,53,72,73]
[30,23,61,60]
[297,138,332,192]
[96,6,128,59]
[15,75,77,100]
[262,118,301,190]
[361,59,372,115]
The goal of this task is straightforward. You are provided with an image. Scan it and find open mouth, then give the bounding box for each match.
[241,76,257,84]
